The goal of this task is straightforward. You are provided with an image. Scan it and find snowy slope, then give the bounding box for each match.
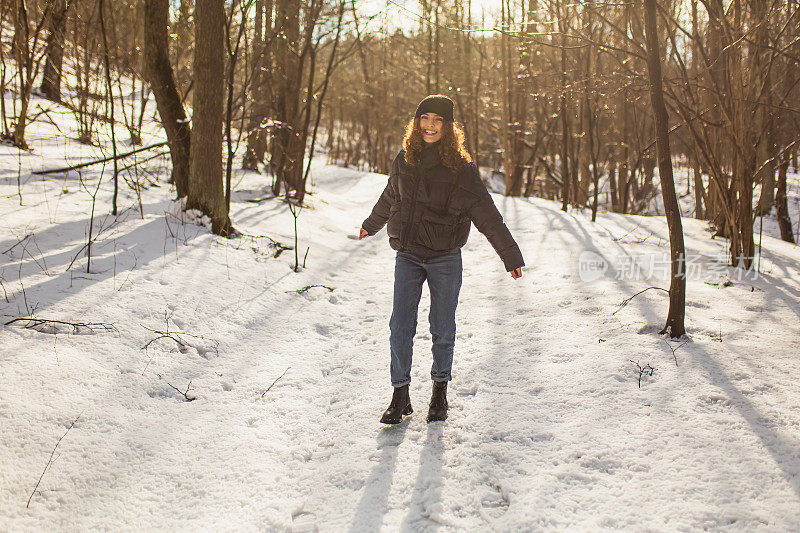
[2,92,800,531]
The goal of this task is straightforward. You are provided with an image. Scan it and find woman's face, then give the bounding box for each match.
[419,112,444,143]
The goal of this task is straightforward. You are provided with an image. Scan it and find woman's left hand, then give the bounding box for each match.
[510,267,522,279]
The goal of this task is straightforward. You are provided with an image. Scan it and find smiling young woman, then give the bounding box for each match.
[400,96,473,175]
[358,94,524,425]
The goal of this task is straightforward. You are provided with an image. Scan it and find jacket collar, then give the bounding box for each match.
[417,141,442,170]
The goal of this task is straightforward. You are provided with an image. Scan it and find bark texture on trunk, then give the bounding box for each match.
[143,0,191,198]
[40,0,70,102]
[12,0,31,148]
[242,0,272,171]
[776,159,795,243]
[270,0,301,197]
[187,0,230,235]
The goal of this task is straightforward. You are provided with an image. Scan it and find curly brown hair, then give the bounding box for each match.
[402,115,473,173]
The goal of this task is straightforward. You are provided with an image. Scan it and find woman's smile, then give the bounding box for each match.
[420,112,444,143]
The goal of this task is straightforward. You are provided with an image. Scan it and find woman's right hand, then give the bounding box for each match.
[358,228,369,240]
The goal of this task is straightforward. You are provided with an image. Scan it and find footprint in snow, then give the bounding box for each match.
[321,363,346,377]
[291,511,318,533]
[479,483,510,521]
[457,382,479,396]
[311,442,334,461]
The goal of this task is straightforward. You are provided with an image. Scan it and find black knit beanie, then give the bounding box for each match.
[414,94,454,122]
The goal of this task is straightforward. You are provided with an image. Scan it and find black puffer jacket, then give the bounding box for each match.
[362,146,524,272]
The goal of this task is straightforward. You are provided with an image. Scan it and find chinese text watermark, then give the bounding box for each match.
[578,251,761,282]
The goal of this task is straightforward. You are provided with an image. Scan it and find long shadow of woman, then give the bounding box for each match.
[348,421,412,532]
[400,424,446,532]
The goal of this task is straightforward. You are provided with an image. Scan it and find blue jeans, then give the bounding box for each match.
[389,249,463,387]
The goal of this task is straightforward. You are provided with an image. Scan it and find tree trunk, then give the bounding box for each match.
[644,0,685,338]
[558,3,570,212]
[242,0,272,171]
[502,0,529,197]
[577,90,591,207]
[270,0,300,197]
[608,161,618,211]
[692,158,704,219]
[754,2,775,218]
[754,125,775,216]
[689,0,703,223]
[12,0,31,148]
[143,0,191,198]
[618,90,630,214]
[775,158,794,243]
[175,0,194,96]
[40,0,70,102]
[187,0,230,235]
[98,0,118,215]
[423,0,432,94]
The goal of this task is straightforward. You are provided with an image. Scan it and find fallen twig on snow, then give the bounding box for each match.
[141,309,219,373]
[704,277,759,292]
[5,317,117,335]
[285,284,335,294]
[142,327,219,356]
[230,232,293,258]
[31,141,168,175]
[261,367,291,398]
[27,413,82,508]
[167,380,196,402]
[612,286,669,315]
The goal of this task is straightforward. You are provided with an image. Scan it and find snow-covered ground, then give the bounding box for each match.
[2,91,800,531]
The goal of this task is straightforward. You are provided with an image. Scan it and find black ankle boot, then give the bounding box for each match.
[380,384,413,424]
[427,380,448,423]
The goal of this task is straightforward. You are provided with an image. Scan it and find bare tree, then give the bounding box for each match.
[40,0,73,102]
[775,158,795,243]
[10,0,52,148]
[187,0,231,235]
[98,0,118,215]
[643,0,685,338]
[143,0,191,199]
[242,0,274,172]
[501,0,531,197]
